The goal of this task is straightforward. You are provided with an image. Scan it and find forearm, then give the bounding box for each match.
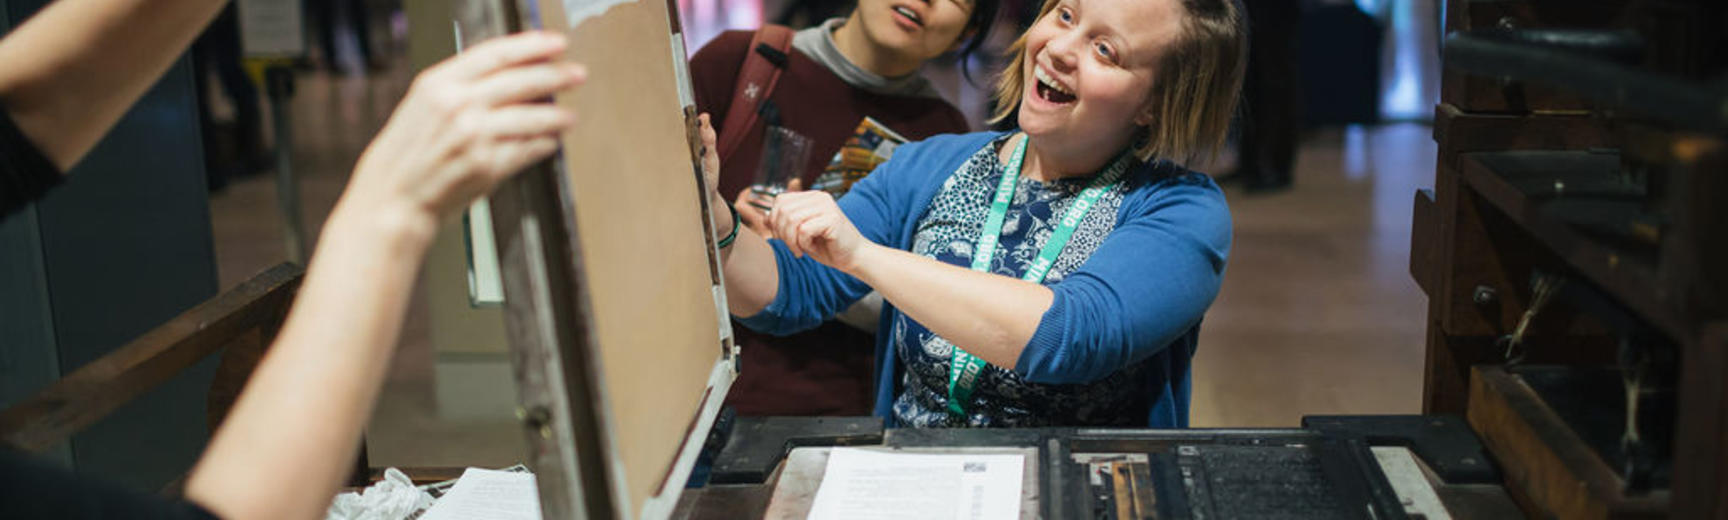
[847,244,1053,368]
[177,30,578,519]
[713,191,778,316]
[184,204,434,520]
[0,0,228,170]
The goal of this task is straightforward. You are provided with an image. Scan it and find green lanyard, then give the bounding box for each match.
[946,134,1129,416]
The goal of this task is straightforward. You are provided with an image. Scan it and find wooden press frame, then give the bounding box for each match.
[1417,1,1728,516]
[453,0,738,518]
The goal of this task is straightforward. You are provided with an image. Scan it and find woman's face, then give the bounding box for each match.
[1017,0,1183,151]
[855,0,976,61]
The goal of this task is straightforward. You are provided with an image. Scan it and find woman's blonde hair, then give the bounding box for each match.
[987,0,1247,165]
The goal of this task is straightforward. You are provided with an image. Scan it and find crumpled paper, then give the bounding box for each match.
[325,467,434,520]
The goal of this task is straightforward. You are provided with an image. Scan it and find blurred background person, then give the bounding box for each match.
[1232,0,1301,194]
[307,0,379,72]
[193,1,269,192]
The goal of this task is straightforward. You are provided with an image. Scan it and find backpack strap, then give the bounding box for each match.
[716,24,796,163]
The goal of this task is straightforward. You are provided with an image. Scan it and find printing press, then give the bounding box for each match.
[464,0,1728,517]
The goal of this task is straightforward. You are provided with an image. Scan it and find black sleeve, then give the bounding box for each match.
[0,448,222,520]
[0,108,65,219]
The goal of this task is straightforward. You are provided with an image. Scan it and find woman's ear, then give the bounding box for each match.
[1132,103,1157,126]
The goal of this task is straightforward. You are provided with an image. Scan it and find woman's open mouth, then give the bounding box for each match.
[891,5,924,28]
[1034,65,1077,104]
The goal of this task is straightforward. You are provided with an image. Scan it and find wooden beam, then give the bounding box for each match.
[1468,365,1668,519]
[0,263,304,453]
[1671,325,1728,518]
[1410,188,1439,295]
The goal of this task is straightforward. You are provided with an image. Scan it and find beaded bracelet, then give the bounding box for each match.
[716,202,741,249]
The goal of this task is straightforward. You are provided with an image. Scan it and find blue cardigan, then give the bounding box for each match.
[738,131,1232,427]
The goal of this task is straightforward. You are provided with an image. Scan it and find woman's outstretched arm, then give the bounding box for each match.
[768,189,1051,367]
[766,175,1230,382]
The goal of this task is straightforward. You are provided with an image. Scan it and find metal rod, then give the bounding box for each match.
[266,66,307,264]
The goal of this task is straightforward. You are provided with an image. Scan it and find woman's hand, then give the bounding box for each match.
[695,113,743,241]
[342,31,585,244]
[769,191,874,273]
[732,177,801,238]
[698,113,721,195]
[734,188,772,237]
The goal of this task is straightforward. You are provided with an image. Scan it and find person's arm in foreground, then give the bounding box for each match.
[0,0,230,171]
[182,32,584,520]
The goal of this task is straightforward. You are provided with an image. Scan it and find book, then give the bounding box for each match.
[810,117,911,197]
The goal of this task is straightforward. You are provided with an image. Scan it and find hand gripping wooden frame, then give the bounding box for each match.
[453,1,736,518]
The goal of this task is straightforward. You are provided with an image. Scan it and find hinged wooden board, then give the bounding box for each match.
[459,0,737,517]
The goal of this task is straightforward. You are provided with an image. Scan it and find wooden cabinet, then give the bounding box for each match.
[1417,0,1728,517]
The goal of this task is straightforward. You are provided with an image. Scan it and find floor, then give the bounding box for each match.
[1190,125,1434,427]
[205,1,1440,468]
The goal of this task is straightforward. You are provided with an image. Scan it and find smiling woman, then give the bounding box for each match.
[995,0,1245,168]
[699,0,1248,429]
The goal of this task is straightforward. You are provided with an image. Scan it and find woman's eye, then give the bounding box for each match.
[1058,8,1072,23]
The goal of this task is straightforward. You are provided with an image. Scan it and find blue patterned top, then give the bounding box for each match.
[891,134,1153,427]
[738,131,1231,428]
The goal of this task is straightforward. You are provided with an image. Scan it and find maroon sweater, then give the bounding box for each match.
[691,29,969,416]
